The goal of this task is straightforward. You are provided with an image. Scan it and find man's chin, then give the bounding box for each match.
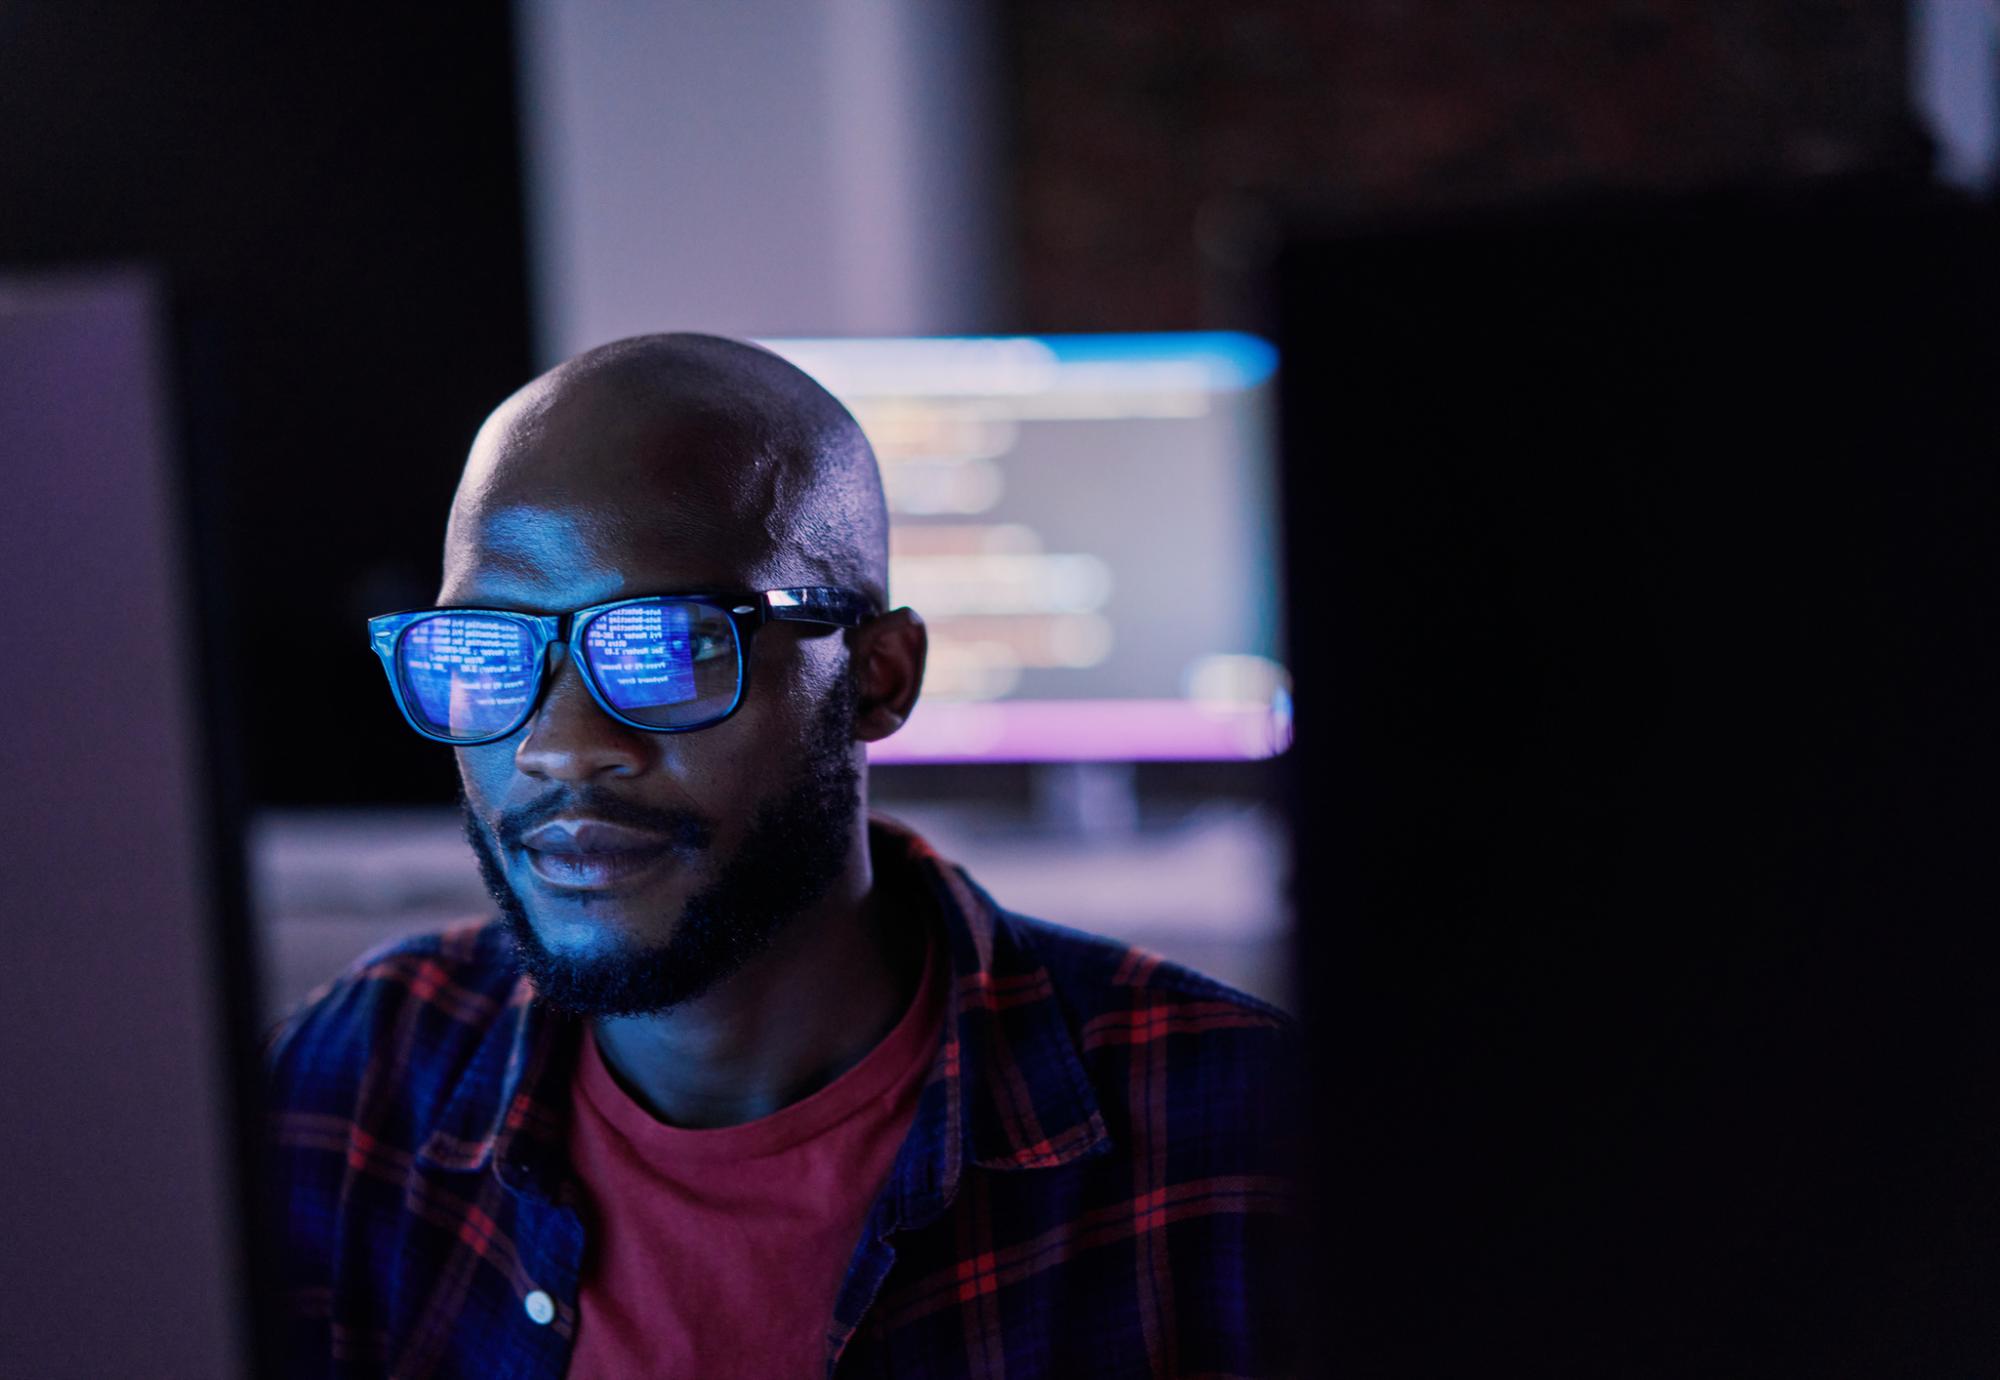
[511,852,701,940]
[497,904,698,1017]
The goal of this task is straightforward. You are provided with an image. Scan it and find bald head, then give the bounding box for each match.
[446,333,888,611]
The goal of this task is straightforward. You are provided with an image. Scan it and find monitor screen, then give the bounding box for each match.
[760,333,1288,763]
[2,271,256,1375]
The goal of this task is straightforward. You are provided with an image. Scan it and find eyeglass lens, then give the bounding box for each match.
[398,613,539,741]
[580,600,741,729]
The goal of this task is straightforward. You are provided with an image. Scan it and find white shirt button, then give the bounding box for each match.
[524,1290,556,1325]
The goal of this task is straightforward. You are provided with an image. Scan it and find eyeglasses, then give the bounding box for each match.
[367,587,878,744]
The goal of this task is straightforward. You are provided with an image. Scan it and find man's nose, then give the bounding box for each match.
[513,656,649,781]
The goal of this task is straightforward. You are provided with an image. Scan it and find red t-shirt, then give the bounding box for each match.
[564,932,944,1379]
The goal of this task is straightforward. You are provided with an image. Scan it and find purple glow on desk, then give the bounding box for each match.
[866,698,1291,764]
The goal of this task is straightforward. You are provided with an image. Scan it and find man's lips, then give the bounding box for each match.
[517,818,684,892]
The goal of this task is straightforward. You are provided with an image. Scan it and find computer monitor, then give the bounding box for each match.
[1277,185,2000,1375]
[761,333,1288,764]
[1,271,260,1376]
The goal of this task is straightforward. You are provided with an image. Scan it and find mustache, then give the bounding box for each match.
[480,785,716,854]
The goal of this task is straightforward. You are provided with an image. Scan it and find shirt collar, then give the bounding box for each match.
[416,813,1113,1209]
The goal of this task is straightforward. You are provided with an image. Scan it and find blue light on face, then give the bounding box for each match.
[585,602,699,711]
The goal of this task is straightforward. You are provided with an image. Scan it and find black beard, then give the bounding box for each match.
[462,675,862,1017]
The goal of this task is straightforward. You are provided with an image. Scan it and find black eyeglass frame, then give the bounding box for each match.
[366,586,878,745]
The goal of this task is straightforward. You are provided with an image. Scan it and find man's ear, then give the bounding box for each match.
[849,608,927,742]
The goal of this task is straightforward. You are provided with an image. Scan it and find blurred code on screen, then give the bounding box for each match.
[762,334,1288,763]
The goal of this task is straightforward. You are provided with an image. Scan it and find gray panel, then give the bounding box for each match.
[0,273,243,1378]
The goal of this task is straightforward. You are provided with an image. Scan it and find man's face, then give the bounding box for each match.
[443,486,863,1018]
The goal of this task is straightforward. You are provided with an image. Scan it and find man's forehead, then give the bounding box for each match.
[440,499,776,609]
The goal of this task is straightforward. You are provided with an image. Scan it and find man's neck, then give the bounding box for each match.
[587,841,926,1130]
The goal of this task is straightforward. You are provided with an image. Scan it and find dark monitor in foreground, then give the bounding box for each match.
[1,274,260,1377]
[1279,183,2000,1375]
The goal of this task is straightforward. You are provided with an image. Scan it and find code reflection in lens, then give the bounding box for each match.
[584,601,737,726]
[400,615,536,738]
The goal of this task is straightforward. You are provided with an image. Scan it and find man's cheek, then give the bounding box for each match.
[453,744,514,809]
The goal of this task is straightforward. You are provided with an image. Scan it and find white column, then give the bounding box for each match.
[513,0,1000,364]
[1912,0,2000,189]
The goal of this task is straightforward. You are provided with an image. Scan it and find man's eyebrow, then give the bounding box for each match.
[436,575,786,617]
[442,585,762,611]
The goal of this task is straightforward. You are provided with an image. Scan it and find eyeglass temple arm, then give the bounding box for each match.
[764,587,878,627]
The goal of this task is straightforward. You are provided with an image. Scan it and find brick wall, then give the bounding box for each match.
[1004,0,1921,329]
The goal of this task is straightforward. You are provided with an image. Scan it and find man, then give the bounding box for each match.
[264,334,1298,1377]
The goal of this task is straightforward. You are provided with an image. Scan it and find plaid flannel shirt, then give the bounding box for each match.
[264,814,1300,1377]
